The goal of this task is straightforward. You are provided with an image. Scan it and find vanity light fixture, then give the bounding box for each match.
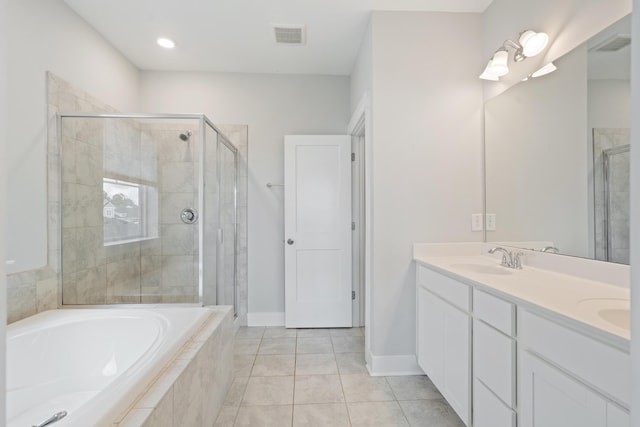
[157,37,176,49]
[530,62,557,78]
[479,49,510,80]
[479,63,500,81]
[519,30,549,57]
[521,62,557,81]
[480,29,549,81]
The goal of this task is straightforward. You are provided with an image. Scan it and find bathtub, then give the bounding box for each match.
[7,307,212,427]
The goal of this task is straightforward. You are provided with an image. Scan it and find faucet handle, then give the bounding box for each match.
[500,254,510,267]
[512,252,524,269]
[489,247,513,267]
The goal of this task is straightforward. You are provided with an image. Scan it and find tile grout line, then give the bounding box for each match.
[291,333,297,427]
[336,345,354,427]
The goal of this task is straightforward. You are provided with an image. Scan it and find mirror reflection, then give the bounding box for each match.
[484,15,631,264]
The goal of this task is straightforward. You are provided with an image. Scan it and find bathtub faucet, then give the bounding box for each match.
[32,411,68,427]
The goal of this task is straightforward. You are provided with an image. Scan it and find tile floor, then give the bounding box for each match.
[214,326,464,427]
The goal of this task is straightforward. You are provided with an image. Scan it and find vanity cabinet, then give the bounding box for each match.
[416,266,471,425]
[415,261,630,427]
[472,290,516,427]
[519,310,630,427]
[520,351,608,427]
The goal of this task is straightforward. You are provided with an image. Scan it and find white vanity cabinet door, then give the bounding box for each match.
[417,286,444,386]
[520,351,607,427]
[607,403,630,427]
[417,284,470,425]
[473,379,516,427]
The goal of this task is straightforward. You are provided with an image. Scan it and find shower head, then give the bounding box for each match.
[179,130,192,141]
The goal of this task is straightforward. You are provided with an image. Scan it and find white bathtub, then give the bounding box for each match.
[7,307,211,427]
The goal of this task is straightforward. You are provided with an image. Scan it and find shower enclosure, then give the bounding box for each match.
[593,128,630,265]
[57,113,238,314]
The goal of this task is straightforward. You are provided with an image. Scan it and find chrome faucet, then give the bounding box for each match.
[488,247,523,269]
[540,246,559,254]
[32,411,67,427]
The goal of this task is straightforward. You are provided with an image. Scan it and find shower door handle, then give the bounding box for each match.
[287,239,294,245]
[218,228,224,244]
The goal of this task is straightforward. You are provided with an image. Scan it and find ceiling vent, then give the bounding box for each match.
[272,24,306,45]
[590,34,631,52]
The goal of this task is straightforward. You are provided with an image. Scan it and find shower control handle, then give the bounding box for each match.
[181,208,199,224]
[287,239,294,245]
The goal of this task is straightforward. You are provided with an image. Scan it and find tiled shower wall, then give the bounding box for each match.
[60,118,202,304]
[6,73,248,323]
[593,128,630,264]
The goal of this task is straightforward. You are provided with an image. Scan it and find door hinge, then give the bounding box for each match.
[351,152,355,162]
[351,222,356,231]
[352,291,356,300]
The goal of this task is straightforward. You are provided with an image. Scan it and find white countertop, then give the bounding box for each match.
[414,244,630,350]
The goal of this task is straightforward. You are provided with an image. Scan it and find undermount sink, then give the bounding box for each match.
[578,298,630,330]
[598,308,630,330]
[449,263,514,275]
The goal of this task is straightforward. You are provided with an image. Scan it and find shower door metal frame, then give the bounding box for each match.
[57,112,239,310]
[602,144,630,262]
[215,135,239,317]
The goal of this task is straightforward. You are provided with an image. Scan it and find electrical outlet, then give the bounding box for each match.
[486,213,496,231]
[471,213,483,231]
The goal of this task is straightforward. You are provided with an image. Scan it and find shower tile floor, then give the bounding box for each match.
[214,327,464,427]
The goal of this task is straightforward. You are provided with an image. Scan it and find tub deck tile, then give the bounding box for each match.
[116,306,234,427]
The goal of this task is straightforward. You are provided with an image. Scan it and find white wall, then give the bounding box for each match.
[5,0,139,274]
[483,0,631,100]
[368,11,484,362]
[0,0,8,419]
[139,72,350,316]
[588,80,632,129]
[350,21,373,116]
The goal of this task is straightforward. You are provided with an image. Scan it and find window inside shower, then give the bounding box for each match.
[58,114,239,313]
[103,178,159,245]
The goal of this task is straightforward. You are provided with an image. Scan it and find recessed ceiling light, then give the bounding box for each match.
[157,37,175,49]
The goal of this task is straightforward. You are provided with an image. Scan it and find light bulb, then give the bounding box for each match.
[531,62,557,78]
[488,50,509,77]
[157,37,176,49]
[479,60,500,80]
[519,30,549,57]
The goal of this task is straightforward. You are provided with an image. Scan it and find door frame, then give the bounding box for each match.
[348,92,371,336]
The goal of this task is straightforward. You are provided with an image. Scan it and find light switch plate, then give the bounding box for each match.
[471,213,483,231]
[486,213,496,231]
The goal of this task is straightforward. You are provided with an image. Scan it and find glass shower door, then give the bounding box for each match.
[603,145,630,264]
[217,137,237,315]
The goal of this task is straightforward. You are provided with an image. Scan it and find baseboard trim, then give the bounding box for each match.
[247,312,285,327]
[366,352,424,376]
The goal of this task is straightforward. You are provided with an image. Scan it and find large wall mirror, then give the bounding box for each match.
[484,15,631,264]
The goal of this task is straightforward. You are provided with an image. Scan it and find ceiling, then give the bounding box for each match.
[64,0,493,76]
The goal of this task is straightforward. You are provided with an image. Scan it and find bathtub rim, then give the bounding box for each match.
[6,305,226,427]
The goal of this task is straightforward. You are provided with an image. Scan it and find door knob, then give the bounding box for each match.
[287,239,294,245]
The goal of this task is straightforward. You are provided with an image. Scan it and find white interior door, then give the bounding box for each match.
[284,135,352,328]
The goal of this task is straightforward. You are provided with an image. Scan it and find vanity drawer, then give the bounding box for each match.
[519,310,630,407]
[473,379,516,427]
[474,319,515,407]
[474,289,515,337]
[417,265,470,311]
